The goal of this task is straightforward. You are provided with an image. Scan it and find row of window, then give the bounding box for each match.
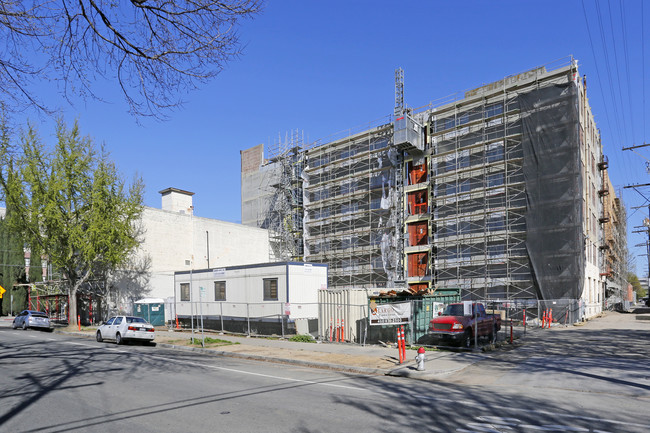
[431,103,504,133]
[308,194,388,220]
[432,144,505,174]
[179,279,279,302]
[436,172,506,197]
[309,138,389,168]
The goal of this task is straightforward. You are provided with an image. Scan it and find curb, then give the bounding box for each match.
[155,342,390,376]
[54,329,392,376]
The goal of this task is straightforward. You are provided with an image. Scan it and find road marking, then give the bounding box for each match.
[151,354,367,392]
[58,340,129,353]
[65,341,94,347]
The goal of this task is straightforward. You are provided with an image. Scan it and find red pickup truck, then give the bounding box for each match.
[427,302,501,347]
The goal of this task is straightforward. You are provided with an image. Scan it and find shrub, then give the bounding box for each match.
[289,334,315,343]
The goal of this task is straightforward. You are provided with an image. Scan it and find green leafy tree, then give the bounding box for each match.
[0,214,25,314]
[0,213,41,315]
[627,273,645,298]
[0,118,144,326]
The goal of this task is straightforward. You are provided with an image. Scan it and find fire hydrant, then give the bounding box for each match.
[415,347,426,371]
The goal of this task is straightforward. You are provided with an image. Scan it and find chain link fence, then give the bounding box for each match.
[170,297,588,350]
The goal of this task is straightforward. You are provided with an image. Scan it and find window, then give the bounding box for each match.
[106,317,115,326]
[487,172,504,187]
[487,213,505,231]
[114,317,123,325]
[458,150,470,168]
[180,283,190,301]
[486,103,503,118]
[486,142,504,162]
[214,281,226,301]
[263,278,278,301]
[488,243,506,256]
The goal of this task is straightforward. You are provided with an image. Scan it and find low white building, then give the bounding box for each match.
[111,188,273,319]
[174,262,327,336]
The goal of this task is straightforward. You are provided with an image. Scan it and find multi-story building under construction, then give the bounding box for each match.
[240,58,627,314]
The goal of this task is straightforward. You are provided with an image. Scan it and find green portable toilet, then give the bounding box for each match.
[134,298,165,326]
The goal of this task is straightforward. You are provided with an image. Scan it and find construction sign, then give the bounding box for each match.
[0,284,5,298]
[369,301,411,325]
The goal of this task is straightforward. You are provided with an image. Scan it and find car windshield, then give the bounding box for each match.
[30,313,48,318]
[126,317,147,324]
[442,304,465,316]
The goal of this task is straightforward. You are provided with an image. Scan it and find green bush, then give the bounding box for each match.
[288,334,315,343]
[190,337,238,346]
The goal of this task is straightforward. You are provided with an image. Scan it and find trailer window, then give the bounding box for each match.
[214,281,226,301]
[263,278,278,301]
[180,283,190,301]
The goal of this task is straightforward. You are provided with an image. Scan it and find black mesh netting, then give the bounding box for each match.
[520,81,584,300]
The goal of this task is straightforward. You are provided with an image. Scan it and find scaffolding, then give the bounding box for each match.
[600,168,627,299]
[303,123,403,288]
[423,59,587,301]
[262,130,306,261]
[243,57,615,308]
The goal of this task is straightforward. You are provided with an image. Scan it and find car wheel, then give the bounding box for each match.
[22,321,28,330]
[96,331,103,343]
[115,333,123,345]
[462,330,472,348]
[11,321,17,330]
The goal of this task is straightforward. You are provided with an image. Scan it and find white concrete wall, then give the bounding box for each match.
[123,206,271,304]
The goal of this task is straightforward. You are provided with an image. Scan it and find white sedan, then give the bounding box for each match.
[96,316,155,345]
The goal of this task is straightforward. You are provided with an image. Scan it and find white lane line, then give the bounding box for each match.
[65,341,94,347]
[59,340,129,353]
[151,354,367,392]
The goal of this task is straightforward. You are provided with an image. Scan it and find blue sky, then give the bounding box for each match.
[8,1,650,274]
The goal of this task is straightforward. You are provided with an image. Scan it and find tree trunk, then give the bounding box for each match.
[69,285,77,326]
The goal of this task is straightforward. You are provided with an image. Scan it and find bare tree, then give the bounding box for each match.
[0,0,263,118]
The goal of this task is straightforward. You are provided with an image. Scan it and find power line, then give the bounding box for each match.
[594,0,625,145]
[643,0,647,141]
[581,0,617,151]
[606,0,630,144]
[617,0,636,142]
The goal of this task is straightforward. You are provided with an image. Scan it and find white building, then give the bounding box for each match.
[174,261,327,336]
[112,188,273,318]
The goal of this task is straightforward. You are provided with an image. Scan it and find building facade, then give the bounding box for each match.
[112,188,273,319]
[241,58,627,319]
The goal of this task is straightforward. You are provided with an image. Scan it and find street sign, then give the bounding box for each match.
[0,284,5,299]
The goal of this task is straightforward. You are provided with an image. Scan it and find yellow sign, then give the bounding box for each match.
[0,285,5,299]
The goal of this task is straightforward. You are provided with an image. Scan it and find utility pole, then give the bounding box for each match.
[625,185,650,289]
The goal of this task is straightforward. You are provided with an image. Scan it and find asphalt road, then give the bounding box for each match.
[1,322,650,432]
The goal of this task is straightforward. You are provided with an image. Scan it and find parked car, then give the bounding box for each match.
[12,310,52,331]
[96,316,155,345]
[427,302,501,348]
